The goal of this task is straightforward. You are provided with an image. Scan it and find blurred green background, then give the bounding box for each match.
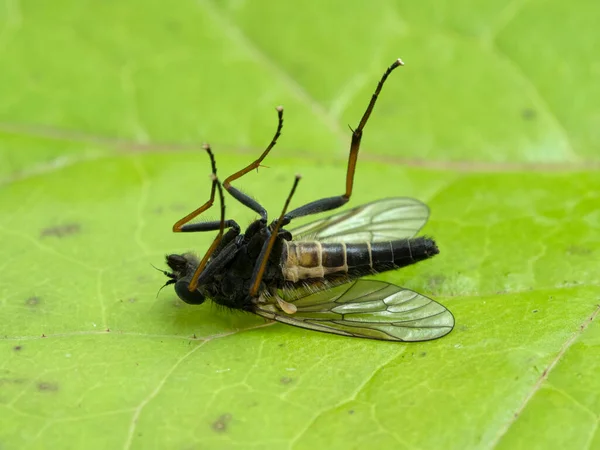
[1,1,599,449]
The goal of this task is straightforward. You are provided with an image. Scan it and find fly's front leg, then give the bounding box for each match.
[170,143,238,290]
[192,237,242,287]
[176,236,243,304]
[172,144,220,232]
[188,166,229,291]
[179,220,241,259]
[283,59,404,225]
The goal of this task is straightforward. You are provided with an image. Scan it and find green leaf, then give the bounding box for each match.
[1,1,599,449]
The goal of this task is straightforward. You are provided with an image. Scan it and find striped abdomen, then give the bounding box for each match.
[282,237,439,283]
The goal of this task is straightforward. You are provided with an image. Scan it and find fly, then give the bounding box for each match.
[159,59,454,342]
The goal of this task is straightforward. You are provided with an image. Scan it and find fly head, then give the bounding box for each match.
[164,253,206,305]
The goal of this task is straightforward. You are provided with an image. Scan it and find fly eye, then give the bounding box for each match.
[174,279,205,305]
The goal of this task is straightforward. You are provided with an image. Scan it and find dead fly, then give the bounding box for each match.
[159,59,454,342]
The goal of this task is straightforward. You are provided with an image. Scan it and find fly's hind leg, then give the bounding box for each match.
[282,59,404,225]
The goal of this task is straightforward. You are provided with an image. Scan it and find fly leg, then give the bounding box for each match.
[282,59,404,225]
[222,106,284,220]
[174,145,240,258]
[172,144,227,232]
[189,237,241,287]
[179,220,241,260]
[174,236,243,304]
[176,144,235,292]
[248,175,301,298]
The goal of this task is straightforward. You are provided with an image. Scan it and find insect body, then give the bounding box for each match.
[160,59,454,342]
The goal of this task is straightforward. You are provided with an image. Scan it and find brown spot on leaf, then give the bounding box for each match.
[348,409,355,415]
[521,108,536,120]
[212,413,232,433]
[37,381,59,392]
[567,245,592,256]
[280,377,293,385]
[40,223,81,238]
[0,377,27,386]
[13,346,22,351]
[25,296,40,306]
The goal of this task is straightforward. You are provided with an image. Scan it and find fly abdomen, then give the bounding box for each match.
[282,237,438,282]
[369,236,439,273]
[282,241,331,282]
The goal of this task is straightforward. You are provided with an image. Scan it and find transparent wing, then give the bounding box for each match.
[289,197,430,243]
[254,280,454,342]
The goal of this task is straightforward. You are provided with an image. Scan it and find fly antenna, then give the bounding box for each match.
[151,263,177,298]
[150,263,172,277]
[155,279,176,299]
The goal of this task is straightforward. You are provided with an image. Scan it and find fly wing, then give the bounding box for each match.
[288,197,430,243]
[254,280,454,342]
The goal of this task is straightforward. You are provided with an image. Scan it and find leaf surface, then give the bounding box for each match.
[1,1,599,449]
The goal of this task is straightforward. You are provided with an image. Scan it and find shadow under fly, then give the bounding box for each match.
[158,58,454,342]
